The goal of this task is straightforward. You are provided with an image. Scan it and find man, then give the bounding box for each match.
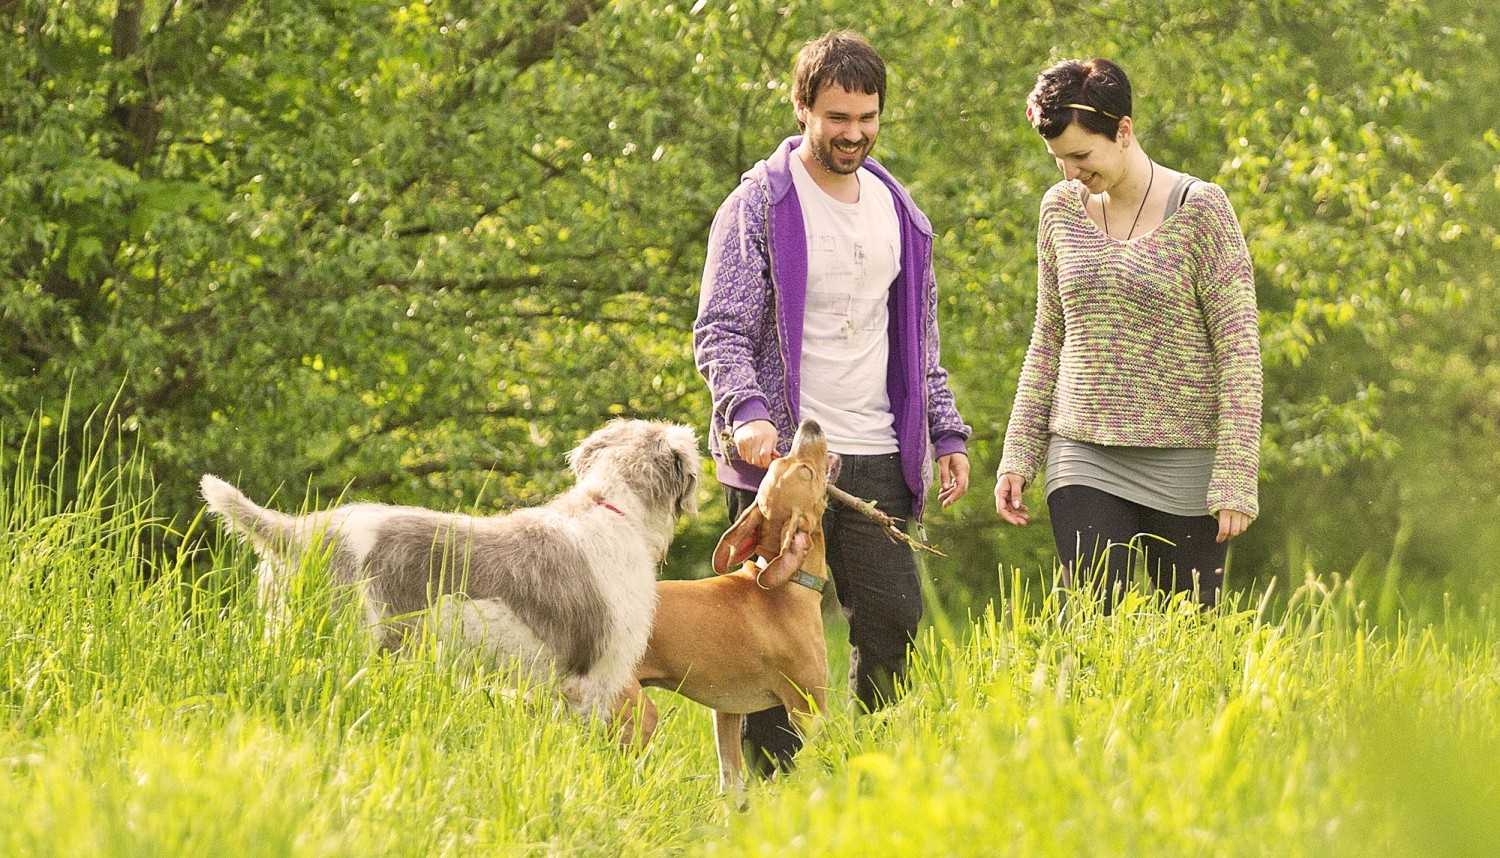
[693,29,971,775]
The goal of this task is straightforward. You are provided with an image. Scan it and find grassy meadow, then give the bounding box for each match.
[4,422,1499,857]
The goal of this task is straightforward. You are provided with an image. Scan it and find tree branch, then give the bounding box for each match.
[150,0,182,37]
[381,274,548,294]
[477,0,606,75]
[735,7,789,174]
[392,146,570,239]
[446,0,606,108]
[512,0,606,72]
[305,402,548,484]
[827,483,947,557]
[108,0,163,171]
[0,318,54,370]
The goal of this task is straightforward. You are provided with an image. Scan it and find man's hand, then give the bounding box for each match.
[937,453,970,508]
[994,472,1031,526]
[1216,509,1251,543]
[732,420,780,468]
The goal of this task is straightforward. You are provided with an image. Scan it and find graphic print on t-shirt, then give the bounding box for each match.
[789,154,902,454]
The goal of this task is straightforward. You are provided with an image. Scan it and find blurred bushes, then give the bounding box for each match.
[1,0,1495,598]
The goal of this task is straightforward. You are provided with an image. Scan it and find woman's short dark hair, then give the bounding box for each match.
[1025,58,1132,140]
[792,30,886,124]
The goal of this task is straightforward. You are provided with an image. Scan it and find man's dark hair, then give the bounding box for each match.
[792,30,885,127]
[1026,58,1132,140]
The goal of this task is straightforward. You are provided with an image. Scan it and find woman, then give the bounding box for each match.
[995,58,1262,608]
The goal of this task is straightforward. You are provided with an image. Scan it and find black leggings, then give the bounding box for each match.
[1047,484,1227,609]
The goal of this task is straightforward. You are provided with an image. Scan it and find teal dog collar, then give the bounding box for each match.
[789,569,825,593]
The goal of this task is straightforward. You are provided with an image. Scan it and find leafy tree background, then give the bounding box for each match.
[3,0,1496,604]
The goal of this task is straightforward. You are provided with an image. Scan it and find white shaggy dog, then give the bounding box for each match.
[200,419,700,719]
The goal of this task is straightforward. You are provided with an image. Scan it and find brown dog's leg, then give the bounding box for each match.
[611,681,658,749]
[713,710,747,797]
[776,681,825,749]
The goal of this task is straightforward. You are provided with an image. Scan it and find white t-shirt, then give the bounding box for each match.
[789,153,901,455]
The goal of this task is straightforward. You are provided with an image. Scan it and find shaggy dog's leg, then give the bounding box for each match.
[427,594,554,675]
[255,558,291,637]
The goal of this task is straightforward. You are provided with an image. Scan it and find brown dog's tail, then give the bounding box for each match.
[200,474,298,551]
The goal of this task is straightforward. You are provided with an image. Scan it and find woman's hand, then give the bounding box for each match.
[1216,509,1251,543]
[994,472,1031,525]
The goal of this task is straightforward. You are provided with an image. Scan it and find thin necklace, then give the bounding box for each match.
[1102,159,1155,240]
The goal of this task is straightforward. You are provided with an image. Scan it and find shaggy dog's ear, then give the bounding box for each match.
[672,449,699,517]
[663,426,700,517]
[567,430,607,478]
[712,504,764,575]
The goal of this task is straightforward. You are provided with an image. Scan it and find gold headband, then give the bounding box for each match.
[1063,102,1121,120]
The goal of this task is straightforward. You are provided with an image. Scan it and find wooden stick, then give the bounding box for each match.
[826,484,947,557]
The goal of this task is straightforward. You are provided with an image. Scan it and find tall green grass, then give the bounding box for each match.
[3,414,1497,856]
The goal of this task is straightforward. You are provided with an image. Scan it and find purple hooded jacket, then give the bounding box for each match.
[693,136,971,520]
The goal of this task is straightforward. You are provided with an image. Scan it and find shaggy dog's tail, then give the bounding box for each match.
[200,474,298,551]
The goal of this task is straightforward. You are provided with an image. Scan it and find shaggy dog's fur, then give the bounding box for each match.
[201,419,699,717]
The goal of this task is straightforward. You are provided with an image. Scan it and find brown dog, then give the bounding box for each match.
[615,419,832,794]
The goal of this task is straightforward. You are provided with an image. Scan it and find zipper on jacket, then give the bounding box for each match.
[916,234,932,507]
[763,185,797,445]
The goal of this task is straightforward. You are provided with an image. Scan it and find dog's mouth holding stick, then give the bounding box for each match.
[716,425,945,558]
[713,419,832,589]
[618,419,945,796]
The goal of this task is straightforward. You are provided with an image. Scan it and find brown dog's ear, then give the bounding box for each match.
[756,521,811,589]
[712,504,764,575]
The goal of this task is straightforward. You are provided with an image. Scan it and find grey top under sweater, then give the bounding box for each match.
[1045,435,1215,517]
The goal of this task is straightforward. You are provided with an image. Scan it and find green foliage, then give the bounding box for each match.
[1,0,1497,594]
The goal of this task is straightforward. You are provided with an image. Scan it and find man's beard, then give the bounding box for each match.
[811,134,873,175]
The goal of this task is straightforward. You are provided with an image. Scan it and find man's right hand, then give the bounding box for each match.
[994,472,1031,526]
[732,420,780,468]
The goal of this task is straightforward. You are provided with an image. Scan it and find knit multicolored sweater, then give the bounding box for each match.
[998,179,1263,517]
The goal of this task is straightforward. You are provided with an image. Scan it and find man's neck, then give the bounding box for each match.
[798,145,860,203]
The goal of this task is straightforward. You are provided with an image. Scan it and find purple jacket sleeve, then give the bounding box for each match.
[924,255,972,459]
[693,180,773,430]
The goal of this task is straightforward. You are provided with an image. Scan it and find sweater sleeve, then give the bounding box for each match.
[997,196,1064,485]
[693,180,773,430]
[1193,185,1263,518]
[924,259,973,459]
